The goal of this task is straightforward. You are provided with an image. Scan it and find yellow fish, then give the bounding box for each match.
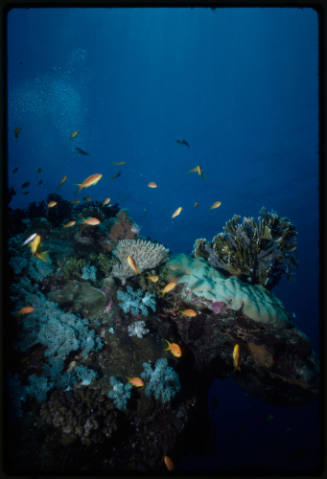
[194,202,199,208]
[29,234,41,255]
[76,173,102,191]
[35,250,49,262]
[83,217,101,226]
[47,201,57,208]
[161,281,177,295]
[70,130,79,139]
[58,175,67,187]
[233,344,241,371]
[180,309,197,318]
[83,196,92,202]
[172,206,182,218]
[163,456,174,472]
[148,275,159,283]
[188,165,204,178]
[112,161,126,166]
[102,197,111,206]
[63,220,76,228]
[147,181,158,188]
[210,201,222,210]
[165,339,182,358]
[127,255,140,274]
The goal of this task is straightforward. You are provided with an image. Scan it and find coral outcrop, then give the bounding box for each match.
[193,207,297,289]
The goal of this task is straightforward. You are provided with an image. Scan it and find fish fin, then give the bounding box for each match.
[74,184,82,191]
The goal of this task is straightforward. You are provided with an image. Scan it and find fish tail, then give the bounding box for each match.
[75,184,82,191]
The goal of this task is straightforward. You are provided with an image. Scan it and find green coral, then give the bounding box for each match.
[193,207,297,289]
[97,253,116,276]
[59,257,87,280]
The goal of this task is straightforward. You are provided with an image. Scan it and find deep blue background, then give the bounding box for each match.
[7,7,320,472]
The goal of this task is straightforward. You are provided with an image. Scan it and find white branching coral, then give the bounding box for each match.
[112,239,169,283]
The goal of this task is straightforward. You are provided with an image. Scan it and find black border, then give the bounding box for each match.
[0,1,325,478]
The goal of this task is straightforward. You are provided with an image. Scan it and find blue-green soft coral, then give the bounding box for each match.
[117,285,156,316]
[141,358,181,403]
[108,376,132,410]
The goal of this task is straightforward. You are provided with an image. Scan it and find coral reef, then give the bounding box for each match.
[108,376,133,410]
[127,320,150,338]
[193,207,297,289]
[112,238,169,283]
[117,286,156,316]
[100,209,139,252]
[141,358,181,403]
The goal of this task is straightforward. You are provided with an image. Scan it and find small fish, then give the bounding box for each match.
[35,250,49,262]
[194,202,199,208]
[161,281,177,295]
[176,138,190,148]
[147,181,158,188]
[47,201,57,208]
[63,220,76,228]
[165,339,182,358]
[75,146,89,155]
[12,167,18,174]
[58,175,67,187]
[188,165,204,178]
[180,309,197,318]
[163,456,174,472]
[102,197,111,206]
[128,377,144,388]
[70,130,79,139]
[38,179,43,185]
[22,232,37,246]
[233,344,241,371]
[15,306,34,315]
[148,275,159,283]
[23,191,29,195]
[83,217,101,226]
[71,199,80,205]
[112,161,126,166]
[127,255,140,274]
[210,201,222,210]
[35,168,42,174]
[21,182,30,188]
[111,171,121,180]
[76,173,102,190]
[83,196,92,202]
[29,234,41,255]
[67,360,77,372]
[14,127,21,138]
[172,206,182,218]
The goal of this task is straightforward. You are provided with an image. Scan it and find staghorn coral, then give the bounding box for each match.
[193,207,297,289]
[112,238,169,284]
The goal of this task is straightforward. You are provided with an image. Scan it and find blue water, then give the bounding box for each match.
[7,7,320,473]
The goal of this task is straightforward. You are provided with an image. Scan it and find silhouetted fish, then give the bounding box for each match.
[176,138,190,148]
[21,182,30,188]
[14,127,21,138]
[12,167,18,174]
[75,146,89,156]
[111,171,121,179]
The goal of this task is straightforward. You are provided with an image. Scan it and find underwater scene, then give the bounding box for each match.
[5,7,321,474]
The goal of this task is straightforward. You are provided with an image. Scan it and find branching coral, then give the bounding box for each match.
[193,207,297,289]
[112,238,169,284]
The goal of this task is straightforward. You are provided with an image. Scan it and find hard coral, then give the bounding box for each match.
[102,209,139,252]
[112,239,169,284]
[193,207,297,289]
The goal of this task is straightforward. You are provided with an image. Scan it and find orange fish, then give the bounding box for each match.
[112,161,126,166]
[58,176,67,187]
[63,220,76,228]
[47,201,57,208]
[83,196,92,202]
[128,377,144,388]
[102,197,111,206]
[70,130,79,139]
[163,456,174,472]
[171,207,182,219]
[194,202,199,208]
[147,181,158,188]
[83,217,101,226]
[210,201,222,209]
[180,309,197,318]
[165,339,182,358]
[76,173,102,191]
[127,255,140,274]
[16,306,34,315]
[161,281,177,295]
[188,165,204,178]
[148,275,159,283]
